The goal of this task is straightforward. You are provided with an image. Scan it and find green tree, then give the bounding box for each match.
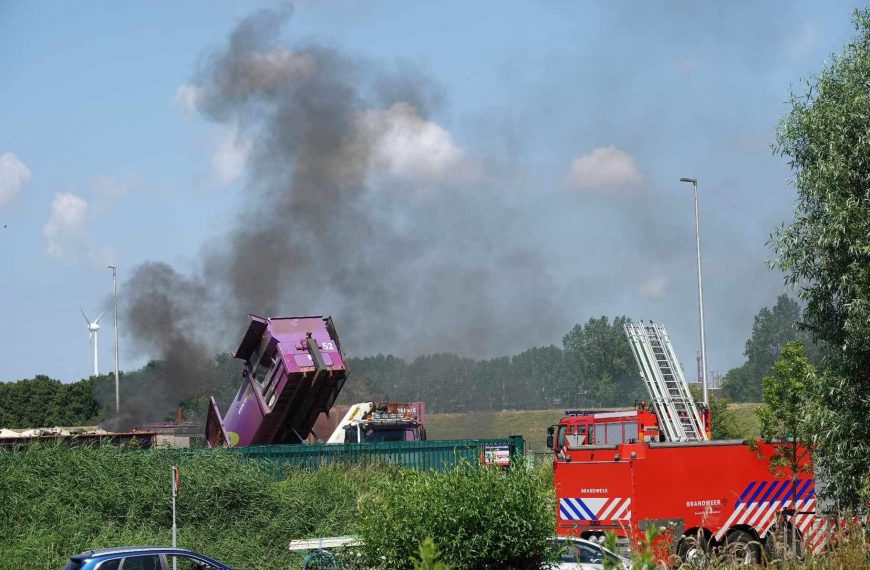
[772,8,870,508]
[406,354,477,413]
[721,363,755,403]
[757,341,815,556]
[0,375,103,428]
[757,342,814,470]
[474,355,512,410]
[708,395,743,440]
[722,295,814,402]
[689,385,743,440]
[508,345,569,409]
[562,316,642,407]
[343,354,408,404]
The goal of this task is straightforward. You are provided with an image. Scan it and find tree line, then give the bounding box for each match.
[0,294,813,430]
[0,316,648,427]
[341,315,646,412]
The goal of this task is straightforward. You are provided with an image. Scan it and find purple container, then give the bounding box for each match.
[205,315,348,447]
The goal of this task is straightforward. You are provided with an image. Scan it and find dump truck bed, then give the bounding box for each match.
[206,315,348,447]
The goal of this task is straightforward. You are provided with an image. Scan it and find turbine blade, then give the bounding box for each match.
[80,306,91,325]
[94,312,105,324]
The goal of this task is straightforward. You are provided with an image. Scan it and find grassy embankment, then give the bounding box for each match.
[427,403,763,451]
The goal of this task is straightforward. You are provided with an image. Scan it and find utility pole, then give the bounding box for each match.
[107,265,120,415]
[680,177,708,407]
[172,465,179,570]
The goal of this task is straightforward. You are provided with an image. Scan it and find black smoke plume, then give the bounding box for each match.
[111,6,565,428]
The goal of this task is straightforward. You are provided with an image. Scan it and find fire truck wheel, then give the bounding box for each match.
[724,529,762,565]
[676,532,708,564]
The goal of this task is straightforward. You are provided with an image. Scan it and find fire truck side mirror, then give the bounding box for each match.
[546,427,554,450]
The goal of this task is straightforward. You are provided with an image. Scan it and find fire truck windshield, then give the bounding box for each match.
[556,425,587,448]
[557,421,639,449]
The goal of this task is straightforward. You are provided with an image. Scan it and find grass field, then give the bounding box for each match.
[426,408,565,452]
[730,402,761,438]
[426,403,764,452]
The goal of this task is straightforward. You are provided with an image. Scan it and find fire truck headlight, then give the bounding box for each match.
[614,453,621,461]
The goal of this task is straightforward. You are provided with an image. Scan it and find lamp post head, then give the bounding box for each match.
[680,177,697,184]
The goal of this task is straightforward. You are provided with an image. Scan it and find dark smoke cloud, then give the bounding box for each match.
[115,6,567,427]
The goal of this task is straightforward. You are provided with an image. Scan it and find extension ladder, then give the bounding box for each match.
[624,321,708,442]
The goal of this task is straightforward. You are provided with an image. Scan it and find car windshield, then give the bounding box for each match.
[62,562,83,570]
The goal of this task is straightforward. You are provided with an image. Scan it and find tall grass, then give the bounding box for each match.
[0,444,555,570]
[0,444,376,568]
[607,523,869,569]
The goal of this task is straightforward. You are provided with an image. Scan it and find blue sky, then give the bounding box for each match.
[0,1,862,383]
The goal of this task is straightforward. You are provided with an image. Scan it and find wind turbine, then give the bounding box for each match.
[80,307,104,376]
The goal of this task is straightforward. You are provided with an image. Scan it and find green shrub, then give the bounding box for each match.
[355,461,556,569]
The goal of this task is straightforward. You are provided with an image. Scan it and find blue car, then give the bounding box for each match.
[62,546,238,570]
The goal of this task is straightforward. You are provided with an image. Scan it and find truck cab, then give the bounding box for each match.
[329,401,426,443]
[548,405,663,452]
[341,418,426,443]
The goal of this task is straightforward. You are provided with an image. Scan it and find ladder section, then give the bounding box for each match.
[624,321,708,442]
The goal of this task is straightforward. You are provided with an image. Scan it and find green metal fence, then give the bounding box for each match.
[226,436,525,472]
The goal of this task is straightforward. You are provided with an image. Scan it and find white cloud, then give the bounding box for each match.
[43,193,115,264]
[173,84,202,115]
[639,276,667,299]
[44,193,88,258]
[566,145,642,191]
[211,130,251,183]
[355,102,476,182]
[0,152,31,205]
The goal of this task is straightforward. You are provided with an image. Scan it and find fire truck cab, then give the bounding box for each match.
[548,405,664,452]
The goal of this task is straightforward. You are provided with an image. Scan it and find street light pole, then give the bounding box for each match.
[680,177,708,407]
[107,265,120,416]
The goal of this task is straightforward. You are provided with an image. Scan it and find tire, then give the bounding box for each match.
[677,531,708,565]
[725,529,762,565]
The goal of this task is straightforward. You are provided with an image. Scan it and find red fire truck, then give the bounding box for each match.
[549,322,825,562]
